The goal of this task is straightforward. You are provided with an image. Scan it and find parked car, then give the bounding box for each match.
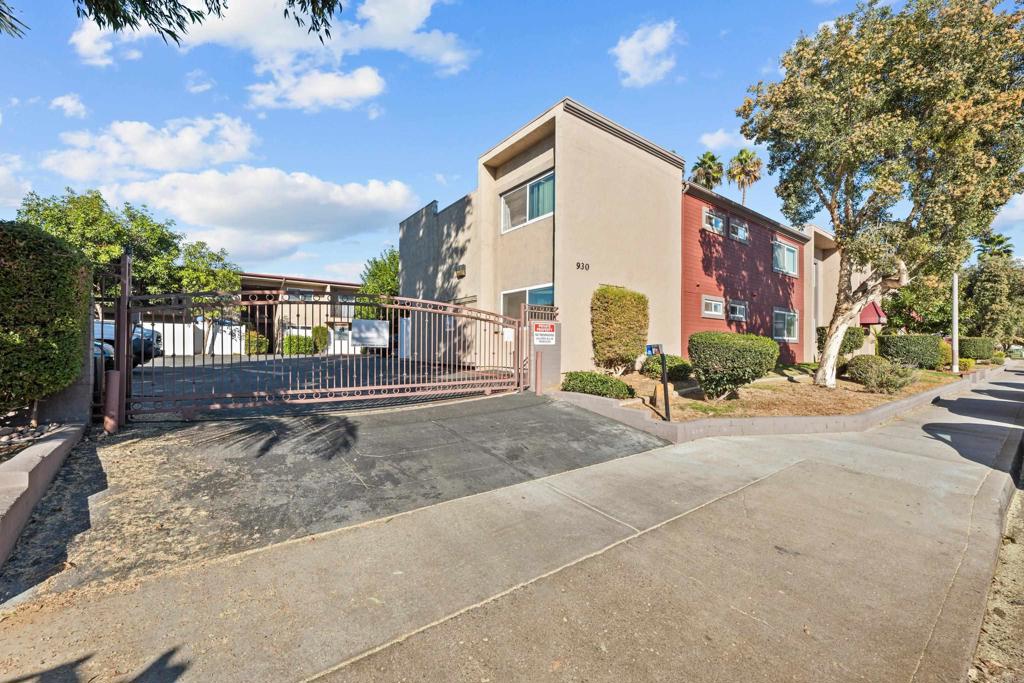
[93,340,115,371]
[93,321,156,367]
[134,325,164,357]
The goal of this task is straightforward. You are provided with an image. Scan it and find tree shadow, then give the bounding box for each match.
[921,391,1023,483]
[696,225,799,363]
[0,439,108,603]
[187,412,359,461]
[3,646,189,682]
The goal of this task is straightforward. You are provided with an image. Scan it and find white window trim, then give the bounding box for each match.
[701,294,725,319]
[500,171,554,234]
[728,299,748,321]
[702,207,726,235]
[772,239,799,277]
[772,308,799,342]
[729,218,750,243]
[500,282,554,316]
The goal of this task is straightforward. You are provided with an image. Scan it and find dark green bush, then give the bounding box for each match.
[992,351,1006,365]
[846,355,891,383]
[816,326,865,356]
[282,334,315,355]
[640,354,693,382]
[591,285,648,371]
[688,332,779,399]
[0,221,91,410]
[245,330,269,355]
[561,371,635,400]
[959,336,995,360]
[846,355,915,393]
[877,334,942,368]
[312,325,330,353]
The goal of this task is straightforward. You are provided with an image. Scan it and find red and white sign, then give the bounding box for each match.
[532,322,556,346]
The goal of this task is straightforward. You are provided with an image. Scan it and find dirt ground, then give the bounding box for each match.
[625,369,959,421]
[970,491,1024,683]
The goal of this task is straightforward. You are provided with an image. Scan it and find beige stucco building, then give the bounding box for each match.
[400,98,685,373]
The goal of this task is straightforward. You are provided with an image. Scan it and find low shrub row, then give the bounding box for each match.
[959,336,995,360]
[877,334,941,369]
[245,331,269,355]
[561,371,635,400]
[282,334,316,355]
[846,355,916,394]
[688,331,779,399]
[640,354,693,382]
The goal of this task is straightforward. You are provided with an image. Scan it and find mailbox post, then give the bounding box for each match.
[645,344,670,422]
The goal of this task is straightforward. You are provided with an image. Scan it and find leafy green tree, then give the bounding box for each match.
[356,246,399,319]
[0,0,342,42]
[726,148,762,205]
[976,232,1014,258]
[883,275,954,334]
[17,189,239,295]
[963,254,1024,346]
[738,0,1024,387]
[690,152,724,190]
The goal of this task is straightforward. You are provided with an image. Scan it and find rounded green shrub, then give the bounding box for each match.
[640,354,693,382]
[877,334,942,369]
[959,337,995,360]
[992,350,1006,365]
[245,330,269,355]
[938,340,953,368]
[846,355,915,393]
[312,325,330,353]
[0,221,91,411]
[561,371,635,400]
[816,326,865,356]
[282,334,316,355]
[846,355,891,383]
[960,358,976,372]
[688,332,779,399]
[591,285,649,371]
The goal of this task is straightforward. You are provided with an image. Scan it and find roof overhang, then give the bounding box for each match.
[683,181,809,243]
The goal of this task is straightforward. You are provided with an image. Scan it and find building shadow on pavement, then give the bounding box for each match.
[2,647,188,682]
[0,440,108,603]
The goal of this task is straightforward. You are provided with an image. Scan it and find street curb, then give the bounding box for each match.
[551,366,1006,444]
[0,424,85,569]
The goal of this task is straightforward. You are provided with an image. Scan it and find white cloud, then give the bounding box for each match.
[248,64,385,111]
[69,21,115,66]
[995,195,1024,227]
[0,154,31,208]
[186,69,215,94]
[324,261,367,281]
[105,167,417,260]
[610,19,678,87]
[50,93,87,118]
[41,114,257,182]
[366,103,383,120]
[698,128,747,151]
[123,48,143,60]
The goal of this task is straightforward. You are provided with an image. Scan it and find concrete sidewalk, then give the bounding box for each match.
[1,371,1020,682]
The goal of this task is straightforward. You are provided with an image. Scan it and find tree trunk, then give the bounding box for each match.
[814,249,859,389]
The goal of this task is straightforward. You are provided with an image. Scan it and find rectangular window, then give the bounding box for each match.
[285,288,315,301]
[773,309,799,342]
[702,207,725,235]
[702,295,725,319]
[501,283,554,315]
[728,300,747,321]
[729,219,749,243]
[773,240,799,276]
[501,172,554,232]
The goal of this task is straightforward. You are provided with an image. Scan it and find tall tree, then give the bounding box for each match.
[883,275,954,334]
[976,231,1014,258]
[0,0,342,42]
[356,246,399,319]
[726,148,762,205]
[739,0,1024,387]
[963,253,1024,346]
[690,152,725,190]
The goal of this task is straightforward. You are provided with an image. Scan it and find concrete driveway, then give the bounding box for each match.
[0,394,665,603]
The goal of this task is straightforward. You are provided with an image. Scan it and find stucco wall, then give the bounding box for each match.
[681,192,806,364]
[554,111,683,372]
[399,193,478,304]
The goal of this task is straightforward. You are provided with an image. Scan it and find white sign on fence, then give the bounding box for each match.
[352,319,390,348]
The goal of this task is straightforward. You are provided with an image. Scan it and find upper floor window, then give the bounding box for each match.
[702,207,725,235]
[501,172,554,233]
[772,240,799,276]
[729,219,749,243]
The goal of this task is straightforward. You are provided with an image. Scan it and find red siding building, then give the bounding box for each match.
[681,183,809,364]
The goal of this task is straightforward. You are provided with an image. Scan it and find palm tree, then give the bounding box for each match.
[690,152,724,190]
[726,148,763,205]
[976,232,1014,258]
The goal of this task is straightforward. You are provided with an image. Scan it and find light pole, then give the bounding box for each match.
[951,270,960,373]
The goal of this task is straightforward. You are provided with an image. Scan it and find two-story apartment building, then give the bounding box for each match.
[399,98,814,375]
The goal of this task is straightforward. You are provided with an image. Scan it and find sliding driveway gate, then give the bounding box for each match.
[98,254,557,420]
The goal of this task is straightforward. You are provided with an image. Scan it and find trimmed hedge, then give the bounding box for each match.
[846,355,915,393]
[688,331,779,399]
[591,285,648,370]
[245,331,269,355]
[959,336,995,360]
[640,354,693,382]
[282,334,315,355]
[312,325,330,353]
[0,221,91,410]
[561,371,635,400]
[816,326,865,356]
[877,334,941,369]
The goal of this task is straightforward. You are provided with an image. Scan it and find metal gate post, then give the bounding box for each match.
[115,249,133,425]
[517,303,527,391]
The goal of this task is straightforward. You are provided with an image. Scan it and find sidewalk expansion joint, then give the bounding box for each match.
[301,458,807,682]
[543,483,641,532]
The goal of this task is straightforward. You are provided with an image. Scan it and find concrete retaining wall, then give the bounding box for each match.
[0,425,85,568]
[552,366,1005,444]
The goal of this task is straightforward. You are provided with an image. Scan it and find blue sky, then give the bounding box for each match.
[1,0,1019,282]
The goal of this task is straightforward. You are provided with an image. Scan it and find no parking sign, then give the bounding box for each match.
[532,322,556,346]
